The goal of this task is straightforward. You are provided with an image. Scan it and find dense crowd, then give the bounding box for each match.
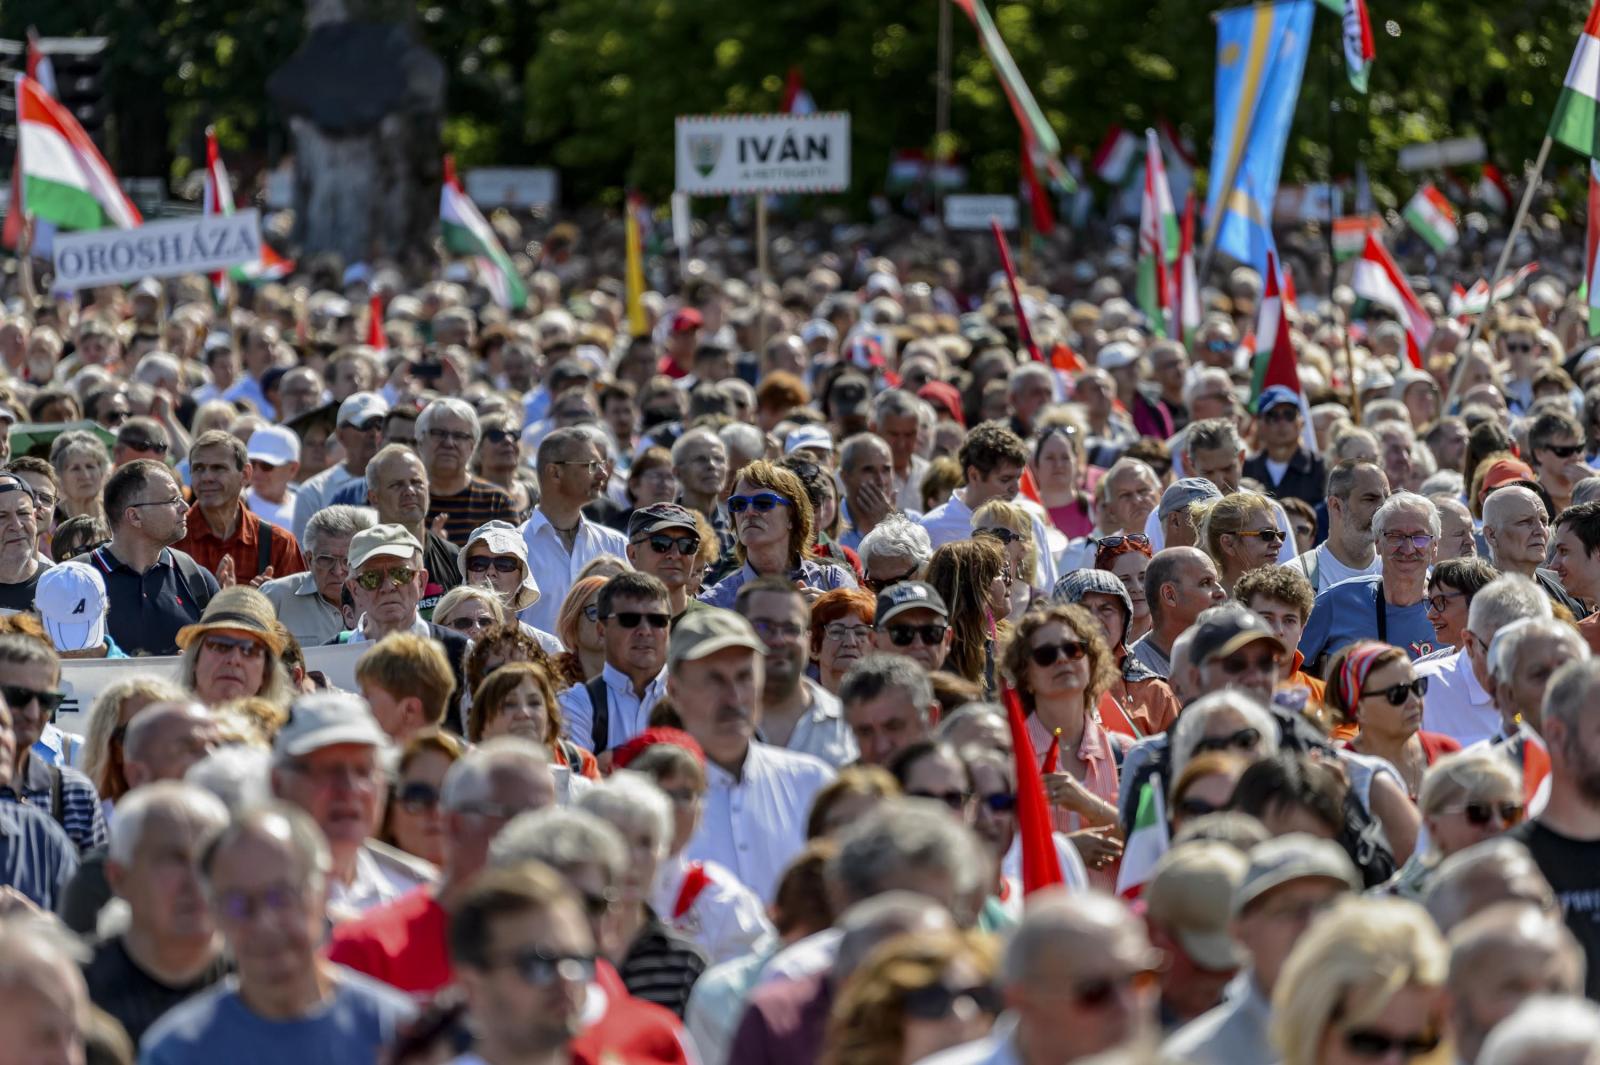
[0,217,1599,1065]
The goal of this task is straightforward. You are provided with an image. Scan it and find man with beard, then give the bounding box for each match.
[1289,461,1388,593]
[1509,658,1600,997]
[734,577,856,768]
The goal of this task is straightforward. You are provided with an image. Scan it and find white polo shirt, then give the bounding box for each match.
[1418,649,1500,747]
[517,507,629,634]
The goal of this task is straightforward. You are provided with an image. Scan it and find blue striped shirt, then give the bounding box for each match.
[0,801,79,910]
[697,558,858,610]
[0,754,109,854]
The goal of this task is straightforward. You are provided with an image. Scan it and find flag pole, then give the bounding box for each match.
[755,195,770,355]
[1447,134,1551,409]
[934,0,952,234]
[18,214,35,308]
[992,217,1043,363]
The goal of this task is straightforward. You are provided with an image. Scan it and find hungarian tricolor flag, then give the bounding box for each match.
[1341,0,1376,93]
[440,155,528,310]
[1252,252,1319,454]
[1136,128,1178,337]
[1450,262,1540,317]
[1588,162,1600,336]
[1001,686,1065,895]
[3,33,59,251]
[625,192,650,338]
[9,74,139,235]
[1403,184,1459,252]
[1351,232,1432,367]
[1477,163,1512,215]
[1020,133,1056,236]
[1173,193,1202,345]
[203,127,293,298]
[1114,779,1168,899]
[1551,0,1600,159]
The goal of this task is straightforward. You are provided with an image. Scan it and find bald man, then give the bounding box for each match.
[1483,487,1586,615]
[1449,902,1585,1064]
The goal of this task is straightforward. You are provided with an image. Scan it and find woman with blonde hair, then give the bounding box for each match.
[1193,492,1285,593]
[822,930,1001,1065]
[926,537,1012,694]
[81,676,189,810]
[433,584,512,642]
[1272,896,1453,1065]
[1384,750,1523,899]
[972,498,1037,618]
[700,459,857,608]
[175,587,293,709]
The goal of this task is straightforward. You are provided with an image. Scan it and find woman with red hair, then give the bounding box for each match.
[810,588,876,693]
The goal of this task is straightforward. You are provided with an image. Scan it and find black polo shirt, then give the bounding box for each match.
[1243,446,1327,508]
[88,544,218,657]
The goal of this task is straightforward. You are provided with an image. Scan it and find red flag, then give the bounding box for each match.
[991,219,1043,364]
[1041,728,1061,773]
[3,31,55,251]
[1048,340,1084,373]
[366,294,388,354]
[1001,685,1065,895]
[1020,133,1055,236]
[1019,466,1044,506]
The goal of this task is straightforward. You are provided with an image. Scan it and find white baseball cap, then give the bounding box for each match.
[784,424,835,456]
[33,561,107,653]
[337,391,390,429]
[247,424,301,467]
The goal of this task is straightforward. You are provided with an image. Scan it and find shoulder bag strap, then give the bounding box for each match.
[1375,581,1388,644]
[586,675,610,752]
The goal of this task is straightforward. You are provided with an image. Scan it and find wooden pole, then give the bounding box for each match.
[755,195,769,355]
[934,0,952,233]
[18,213,35,309]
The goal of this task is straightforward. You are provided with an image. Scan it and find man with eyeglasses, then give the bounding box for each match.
[416,398,517,547]
[557,571,671,757]
[1482,484,1585,617]
[1300,491,1441,668]
[92,459,218,657]
[261,505,375,646]
[1161,836,1359,1065]
[270,693,437,920]
[734,577,857,767]
[141,803,416,1064]
[1242,386,1325,508]
[176,430,306,587]
[872,581,954,677]
[290,391,389,542]
[520,426,630,635]
[626,503,709,622]
[330,739,558,995]
[1420,575,1552,749]
[1189,606,1290,707]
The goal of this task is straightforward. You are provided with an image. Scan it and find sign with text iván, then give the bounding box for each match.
[675,113,851,196]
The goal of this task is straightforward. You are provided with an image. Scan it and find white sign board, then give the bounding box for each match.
[465,167,560,209]
[944,194,1019,231]
[675,113,851,196]
[53,209,261,288]
[1396,136,1486,172]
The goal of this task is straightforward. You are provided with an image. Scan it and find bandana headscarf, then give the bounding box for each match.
[1336,640,1395,719]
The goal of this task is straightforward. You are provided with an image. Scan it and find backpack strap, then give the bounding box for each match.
[256,520,273,579]
[49,766,64,828]
[586,675,610,753]
[168,550,212,613]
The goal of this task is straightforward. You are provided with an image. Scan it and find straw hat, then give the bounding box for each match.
[175,586,287,655]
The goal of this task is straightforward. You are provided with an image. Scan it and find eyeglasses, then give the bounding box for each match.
[823,622,873,643]
[505,947,599,987]
[121,438,169,455]
[127,496,185,510]
[1236,527,1285,545]
[60,539,109,561]
[1340,1028,1443,1059]
[446,614,493,634]
[398,782,441,813]
[1543,442,1585,459]
[978,792,1017,813]
[751,618,806,641]
[354,567,416,591]
[426,428,475,445]
[1262,406,1299,425]
[906,788,972,811]
[467,556,523,574]
[581,888,617,920]
[1361,677,1428,705]
[0,685,66,714]
[902,982,1003,1020]
[280,760,380,791]
[201,634,266,660]
[101,410,128,427]
[1193,727,1262,755]
[555,459,608,476]
[215,884,303,922]
[634,534,699,556]
[863,572,915,593]
[1384,532,1436,549]
[1440,800,1524,827]
[1176,797,1220,819]
[1503,341,1534,354]
[728,492,791,515]
[604,611,670,629]
[350,417,384,433]
[1096,533,1151,550]
[884,623,948,646]
[1030,641,1088,667]
[1425,590,1463,614]
[977,526,1025,545]
[483,428,518,445]
[1070,968,1160,1010]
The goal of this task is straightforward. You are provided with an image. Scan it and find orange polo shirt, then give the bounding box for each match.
[176,501,306,584]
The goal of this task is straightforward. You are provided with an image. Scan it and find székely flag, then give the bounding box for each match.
[1551,0,1600,158]
[12,74,140,233]
[1402,184,1458,252]
[1342,0,1375,93]
[1351,232,1432,367]
[440,155,528,310]
[1136,128,1178,337]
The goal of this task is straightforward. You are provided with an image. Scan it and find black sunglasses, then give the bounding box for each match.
[1030,641,1087,667]
[1176,797,1220,820]
[1341,1028,1442,1059]
[1543,442,1585,459]
[906,788,971,811]
[976,527,1024,545]
[1193,727,1262,755]
[61,539,110,561]
[398,782,441,813]
[902,982,1004,1020]
[0,685,66,714]
[634,534,699,556]
[1362,678,1428,706]
[604,611,671,630]
[121,438,168,454]
[864,573,915,593]
[884,623,947,646]
[482,428,518,445]
[1442,800,1524,827]
[467,556,523,574]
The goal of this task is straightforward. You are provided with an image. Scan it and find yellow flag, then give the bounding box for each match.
[625,194,648,337]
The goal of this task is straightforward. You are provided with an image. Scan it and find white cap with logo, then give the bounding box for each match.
[33,561,108,653]
[247,424,302,466]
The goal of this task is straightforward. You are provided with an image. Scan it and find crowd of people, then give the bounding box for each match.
[0,218,1599,1065]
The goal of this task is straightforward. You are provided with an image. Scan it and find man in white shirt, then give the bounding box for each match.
[519,427,629,634]
[667,608,834,902]
[557,571,670,755]
[1420,574,1551,746]
[920,421,1056,589]
[221,323,281,420]
[291,391,388,542]
[1058,458,1160,572]
[733,576,857,767]
[244,424,301,531]
[1288,460,1389,592]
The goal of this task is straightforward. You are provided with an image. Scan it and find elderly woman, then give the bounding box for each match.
[1169,751,1250,836]
[973,499,1037,618]
[1166,689,1282,792]
[620,737,776,964]
[1096,534,1154,643]
[1384,751,1524,899]
[434,585,510,642]
[1031,421,1094,539]
[927,538,1011,694]
[1271,897,1453,1065]
[811,588,876,693]
[380,728,466,868]
[470,661,597,778]
[1326,641,1460,799]
[1051,569,1179,738]
[576,773,710,1017]
[176,587,293,709]
[49,429,110,521]
[1424,557,1500,653]
[857,512,932,596]
[458,520,563,652]
[1193,492,1285,594]
[81,676,189,814]
[700,460,858,608]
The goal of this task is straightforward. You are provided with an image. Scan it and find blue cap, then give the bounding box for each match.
[1254,384,1300,415]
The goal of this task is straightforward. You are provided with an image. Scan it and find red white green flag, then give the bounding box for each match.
[1114,779,1167,899]
[1552,0,1600,158]
[1351,232,1432,367]
[440,155,528,310]
[204,127,293,295]
[1251,252,1318,454]
[1173,192,1202,345]
[1588,161,1600,336]
[1342,0,1376,93]
[13,74,139,233]
[1136,128,1178,337]
[1402,184,1459,252]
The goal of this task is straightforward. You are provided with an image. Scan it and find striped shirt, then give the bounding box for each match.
[427,477,517,548]
[618,910,709,1018]
[0,753,109,854]
[0,800,79,910]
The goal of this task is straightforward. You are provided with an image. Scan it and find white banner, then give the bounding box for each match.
[464,167,560,209]
[1396,137,1486,173]
[53,209,261,288]
[675,113,850,196]
[944,194,1019,231]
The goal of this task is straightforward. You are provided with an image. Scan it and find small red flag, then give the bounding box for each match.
[366,293,388,354]
[1041,727,1061,774]
[1001,684,1065,895]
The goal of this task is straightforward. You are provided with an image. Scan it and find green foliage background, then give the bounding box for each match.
[1,0,1593,209]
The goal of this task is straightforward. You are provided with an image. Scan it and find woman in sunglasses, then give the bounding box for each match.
[433,585,512,642]
[470,412,532,521]
[469,661,597,780]
[699,460,858,609]
[1271,897,1454,1065]
[822,930,1000,1065]
[175,586,293,709]
[810,588,877,694]
[551,575,610,684]
[1383,751,1524,901]
[972,499,1038,620]
[458,521,544,623]
[1326,641,1459,800]
[1050,568,1180,738]
[380,728,466,868]
[1193,492,1283,595]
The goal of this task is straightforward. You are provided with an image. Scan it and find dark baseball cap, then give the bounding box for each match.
[1190,604,1287,663]
[628,503,699,540]
[875,581,949,626]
